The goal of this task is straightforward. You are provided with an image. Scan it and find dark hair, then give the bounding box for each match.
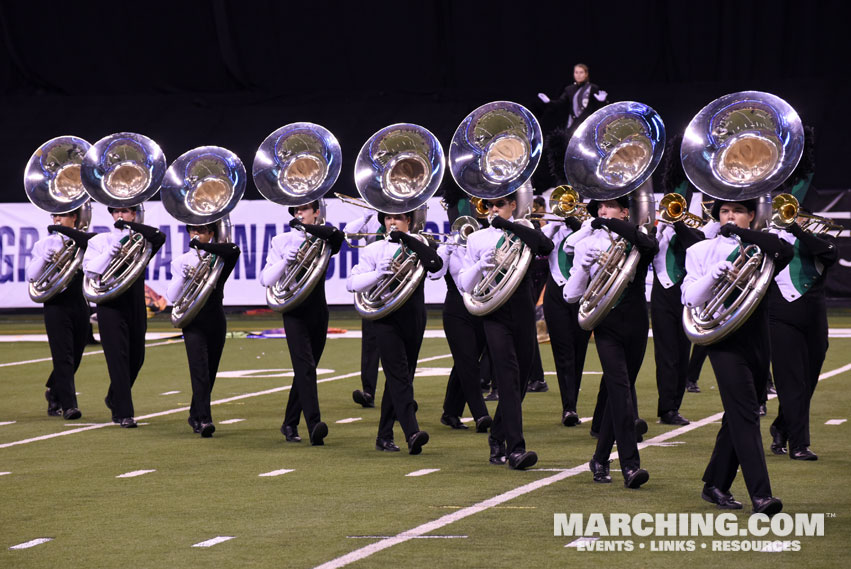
[186,223,219,241]
[377,210,414,226]
[287,200,320,217]
[533,196,546,209]
[574,63,590,79]
[587,196,630,218]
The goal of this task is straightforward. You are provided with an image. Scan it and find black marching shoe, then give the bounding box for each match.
[484,389,499,401]
[440,414,468,430]
[507,450,538,470]
[310,422,328,446]
[188,417,202,434]
[589,429,599,439]
[660,410,690,426]
[527,380,549,393]
[105,396,119,423]
[200,422,215,438]
[758,403,767,417]
[635,418,648,442]
[281,424,302,442]
[701,484,743,509]
[562,410,580,427]
[769,425,788,455]
[45,389,62,417]
[686,380,701,393]
[489,441,507,465]
[589,458,612,483]
[352,389,375,408]
[790,447,818,461]
[375,437,400,452]
[407,431,429,455]
[63,407,82,420]
[623,467,649,489]
[475,415,492,433]
[119,417,137,429]
[752,496,783,517]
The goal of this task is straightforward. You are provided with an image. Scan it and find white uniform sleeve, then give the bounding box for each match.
[562,238,591,303]
[25,234,64,282]
[82,231,118,277]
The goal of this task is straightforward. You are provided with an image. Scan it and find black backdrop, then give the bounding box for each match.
[2,0,850,297]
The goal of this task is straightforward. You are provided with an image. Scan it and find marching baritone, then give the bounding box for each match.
[459,193,554,470]
[166,224,240,437]
[261,201,344,446]
[25,208,93,420]
[563,196,658,488]
[83,207,165,427]
[347,210,442,454]
[682,199,793,514]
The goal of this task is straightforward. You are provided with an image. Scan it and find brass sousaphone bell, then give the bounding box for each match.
[253,122,342,313]
[161,146,246,327]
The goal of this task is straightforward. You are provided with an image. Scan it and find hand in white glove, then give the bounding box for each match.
[182,264,197,279]
[537,92,551,103]
[711,260,734,280]
[593,90,608,102]
[478,248,496,270]
[579,248,599,270]
[285,246,299,264]
[378,257,395,274]
[110,242,123,256]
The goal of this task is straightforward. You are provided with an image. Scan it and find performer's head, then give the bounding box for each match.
[378,211,414,233]
[52,207,80,229]
[588,196,630,221]
[713,200,756,230]
[288,201,320,225]
[574,63,590,84]
[483,192,517,221]
[186,223,217,244]
[107,206,137,223]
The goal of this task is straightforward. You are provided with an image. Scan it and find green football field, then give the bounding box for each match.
[1,309,849,568]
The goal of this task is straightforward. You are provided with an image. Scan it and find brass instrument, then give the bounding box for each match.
[352,123,444,319]
[770,193,842,237]
[449,101,542,316]
[162,146,246,327]
[81,132,166,303]
[254,123,342,313]
[564,101,666,330]
[24,136,93,302]
[681,91,804,345]
[657,193,704,228]
[420,215,481,246]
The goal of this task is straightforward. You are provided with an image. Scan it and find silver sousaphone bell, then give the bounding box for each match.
[161,146,246,327]
[24,136,93,302]
[80,132,166,303]
[680,91,804,345]
[353,123,444,319]
[564,101,665,330]
[253,122,342,313]
[449,101,542,316]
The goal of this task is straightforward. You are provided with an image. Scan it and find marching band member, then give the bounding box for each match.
[541,213,592,427]
[343,211,382,408]
[682,198,793,515]
[563,196,657,488]
[83,207,165,428]
[460,193,553,470]
[261,201,344,446]
[428,224,493,434]
[166,224,240,437]
[25,207,92,420]
[347,210,442,455]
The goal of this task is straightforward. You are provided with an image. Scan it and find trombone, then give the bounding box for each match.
[771,193,843,237]
[526,185,591,223]
[419,216,480,246]
[657,193,704,228]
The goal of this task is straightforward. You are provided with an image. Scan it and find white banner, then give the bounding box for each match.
[0,198,451,308]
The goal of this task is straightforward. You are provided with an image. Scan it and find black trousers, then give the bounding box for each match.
[703,314,772,501]
[442,284,489,420]
[650,277,690,416]
[375,292,425,442]
[282,285,328,433]
[484,280,536,455]
[686,344,709,384]
[360,319,379,395]
[769,291,828,450]
[592,297,647,471]
[43,278,89,410]
[97,278,147,419]
[183,301,227,423]
[543,275,591,413]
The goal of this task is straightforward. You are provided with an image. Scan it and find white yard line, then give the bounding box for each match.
[192,536,235,548]
[311,361,851,569]
[258,469,294,477]
[116,469,156,478]
[8,538,53,550]
[219,419,245,424]
[0,353,453,450]
[406,469,440,477]
[0,339,183,368]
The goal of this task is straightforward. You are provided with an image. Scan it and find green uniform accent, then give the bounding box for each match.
[665,235,686,284]
[787,239,821,296]
[556,236,574,279]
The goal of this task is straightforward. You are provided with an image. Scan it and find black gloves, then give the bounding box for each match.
[564,216,583,232]
[48,225,94,249]
[490,217,554,255]
[672,220,705,249]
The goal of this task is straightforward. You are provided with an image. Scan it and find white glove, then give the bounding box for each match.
[537,92,551,103]
[711,260,734,280]
[593,90,608,102]
[285,246,299,264]
[377,257,394,274]
[579,248,599,271]
[477,248,496,270]
[348,270,386,292]
[181,264,197,279]
[110,242,123,256]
